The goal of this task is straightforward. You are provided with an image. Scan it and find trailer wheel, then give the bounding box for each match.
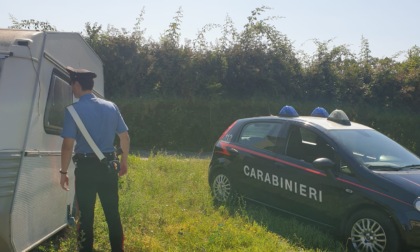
[345,209,400,252]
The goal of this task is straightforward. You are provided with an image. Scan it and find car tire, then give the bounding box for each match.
[345,209,401,252]
[210,170,234,204]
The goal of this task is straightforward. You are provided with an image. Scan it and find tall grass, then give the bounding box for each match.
[33,153,345,252]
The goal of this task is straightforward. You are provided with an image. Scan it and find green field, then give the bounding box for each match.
[34,153,347,252]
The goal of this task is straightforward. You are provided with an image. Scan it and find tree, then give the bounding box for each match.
[160,7,183,49]
[303,40,354,101]
[398,46,420,111]
[369,57,401,107]
[9,15,57,31]
[132,7,148,47]
[222,6,301,98]
[84,23,147,98]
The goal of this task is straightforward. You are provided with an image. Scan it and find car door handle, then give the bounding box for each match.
[345,188,353,194]
[228,147,238,152]
[227,147,239,155]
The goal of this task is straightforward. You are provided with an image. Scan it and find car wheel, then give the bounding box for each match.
[211,170,233,204]
[345,210,400,252]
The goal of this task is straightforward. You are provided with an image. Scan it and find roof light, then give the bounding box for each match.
[311,107,329,117]
[327,109,351,125]
[278,105,299,117]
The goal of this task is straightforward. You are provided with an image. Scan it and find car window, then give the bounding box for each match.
[238,122,285,154]
[339,159,354,175]
[286,126,335,163]
[329,129,420,170]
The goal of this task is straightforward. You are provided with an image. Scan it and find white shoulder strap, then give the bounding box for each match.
[67,105,106,161]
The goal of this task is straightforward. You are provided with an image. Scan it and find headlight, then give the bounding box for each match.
[414,197,420,212]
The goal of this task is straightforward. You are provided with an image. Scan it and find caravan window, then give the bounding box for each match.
[44,69,72,135]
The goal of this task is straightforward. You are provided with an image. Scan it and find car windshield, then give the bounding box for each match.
[329,129,420,171]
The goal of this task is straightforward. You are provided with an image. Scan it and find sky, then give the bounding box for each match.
[1,0,419,60]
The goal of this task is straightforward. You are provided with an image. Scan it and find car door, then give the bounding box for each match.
[232,120,287,203]
[267,124,355,226]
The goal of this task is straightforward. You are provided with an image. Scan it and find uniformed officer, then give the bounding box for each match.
[59,66,130,252]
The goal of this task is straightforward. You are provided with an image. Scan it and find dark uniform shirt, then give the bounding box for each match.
[61,93,128,154]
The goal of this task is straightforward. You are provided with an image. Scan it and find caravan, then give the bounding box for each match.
[0,29,104,251]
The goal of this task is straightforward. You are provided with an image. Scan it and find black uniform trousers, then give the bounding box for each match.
[74,156,124,252]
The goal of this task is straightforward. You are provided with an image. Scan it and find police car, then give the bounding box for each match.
[208,105,420,251]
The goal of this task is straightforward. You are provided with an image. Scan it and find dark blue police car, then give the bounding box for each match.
[208,106,420,251]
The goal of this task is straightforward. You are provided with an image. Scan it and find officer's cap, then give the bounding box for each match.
[66,66,97,83]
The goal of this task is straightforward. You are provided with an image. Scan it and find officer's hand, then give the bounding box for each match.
[60,174,69,191]
[119,162,128,176]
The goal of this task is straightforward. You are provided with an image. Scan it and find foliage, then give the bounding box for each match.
[398,46,420,108]
[115,97,420,156]
[33,153,345,251]
[78,6,420,114]
[9,15,57,31]
[8,7,420,111]
[8,6,420,152]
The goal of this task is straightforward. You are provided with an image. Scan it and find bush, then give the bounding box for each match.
[117,98,420,155]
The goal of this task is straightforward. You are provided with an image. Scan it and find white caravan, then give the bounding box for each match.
[0,29,104,251]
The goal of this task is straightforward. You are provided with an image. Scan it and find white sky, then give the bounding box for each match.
[1,0,419,59]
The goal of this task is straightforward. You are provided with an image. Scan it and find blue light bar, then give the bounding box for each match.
[311,107,329,117]
[278,105,299,117]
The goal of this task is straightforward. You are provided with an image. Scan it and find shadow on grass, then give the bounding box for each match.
[217,197,347,252]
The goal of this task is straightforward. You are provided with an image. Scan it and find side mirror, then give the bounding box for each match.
[313,157,335,170]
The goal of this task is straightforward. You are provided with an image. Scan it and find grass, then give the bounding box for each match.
[33,152,346,252]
